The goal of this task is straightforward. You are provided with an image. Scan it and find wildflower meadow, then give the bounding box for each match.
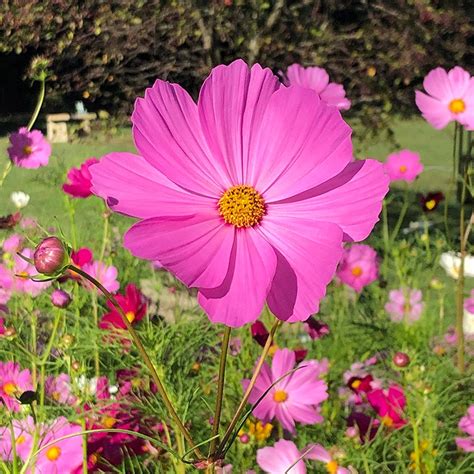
[0,2,473,473]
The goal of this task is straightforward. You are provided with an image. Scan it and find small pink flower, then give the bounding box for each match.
[415,66,474,130]
[282,64,351,111]
[8,127,51,169]
[0,361,33,412]
[82,260,120,294]
[35,417,83,474]
[367,384,407,429]
[13,249,51,297]
[45,374,77,405]
[0,416,35,461]
[63,158,99,198]
[243,348,328,433]
[385,288,424,324]
[456,405,474,452]
[384,150,423,183]
[337,244,379,292]
[0,265,13,304]
[305,444,351,473]
[2,234,23,254]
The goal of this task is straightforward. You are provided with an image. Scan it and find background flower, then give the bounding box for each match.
[10,191,30,209]
[385,288,424,324]
[63,158,99,198]
[384,150,423,183]
[8,127,51,169]
[337,244,379,292]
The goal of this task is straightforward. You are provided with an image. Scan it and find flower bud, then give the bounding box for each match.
[51,289,72,308]
[71,361,81,371]
[34,237,68,275]
[239,433,250,444]
[393,352,410,367]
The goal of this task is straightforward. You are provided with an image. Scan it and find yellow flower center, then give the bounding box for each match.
[218,185,265,228]
[449,98,465,114]
[351,379,362,389]
[326,460,339,474]
[425,199,436,210]
[351,266,363,277]
[399,165,407,173]
[22,145,33,155]
[46,446,61,461]
[268,344,279,357]
[381,415,394,427]
[125,311,135,323]
[17,271,29,279]
[3,381,17,396]
[273,390,288,403]
[16,435,26,445]
[101,416,117,429]
[404,303,412,314]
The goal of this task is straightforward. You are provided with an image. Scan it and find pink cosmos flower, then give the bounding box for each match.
[456,405,474,452]
[45,374,77,405]
[0,361,33,412]
[0,265,13,304]
[257,439,314,474]
[415,66,474,130]
[242,348,328,433]
[385,288,424,324]
[13,249,51,297]
[82,260,120,294]
[304,444,351,474]
[63,158,99,198]
[8,127,51,169]
[384,150,423,183]
[282,64,351,111]
[2,234,23,254]
[0,416,35,462]
[0,317,5,335]
[99,283,147,330]
[367,384,407,429]
[91,60,388,327]
[34,417,83,474]
[336,244,379,292]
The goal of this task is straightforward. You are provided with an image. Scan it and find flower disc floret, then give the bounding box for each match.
[218,185,265,228]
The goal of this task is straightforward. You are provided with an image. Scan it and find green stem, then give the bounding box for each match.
[27,79,46,131]
[80,417,88,474]
[91,292,100,377]
[98,206,109,262]
[390,187,410,243]
[208,326,231,458]
[412,419,422,474]
[68,264,203,459]
[9,419,19,474]
[0,161,12,188]
[216,319,281,458]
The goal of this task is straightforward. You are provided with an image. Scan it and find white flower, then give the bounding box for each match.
[10,191,30,209]
[439,252,474,279]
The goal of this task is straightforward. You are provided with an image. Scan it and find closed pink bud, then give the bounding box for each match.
[239,433,250,444]
[393,352,410,367]
[34,237,67,275]
[51,289,72,308]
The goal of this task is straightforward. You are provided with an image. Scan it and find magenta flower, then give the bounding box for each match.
[63,158,99,198]
[456,405,474,452]
[0,361,33,412]
[13,249,51,297]
[82,260,119,293]
[8,127,51,169]
[367,384,407,429]
[304,316,330,340]
[415,66,474,130]
[384,150,423,183]
[242,348,328,433]
[91,60,388,327]
[0,416,34,462]
[257,439,315,474]
[282,64,351,111]
[35,417,83,474]
[45,374,77,405]
[385,288,424,324]
[336,244,379,292]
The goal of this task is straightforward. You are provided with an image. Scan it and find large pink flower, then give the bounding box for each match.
[91,60,388,327]
[242,348,328,433]
[282,64,351,111]
[8,127,51,169]
[337,244,379,292]
[0,361,33,412]
[384,150,423,183]
[367,384,407,429]
[415,66,474,130]
[63,158,99,198]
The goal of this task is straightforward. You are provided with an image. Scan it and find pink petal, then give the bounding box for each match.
[269,160,388,242]
[132,79,228,196]
[275,403,297,433]
[447,66,471,97]
[198,59,280,184]
[287,402,322,426]
[288,376,328,405]
[198,229,277,327]
[257,440,306,474]
[320,83,351,110]
[90,152,215,218]
[423,67,452,100]
[248,86,352,202]
[304,444,332,463]
[271,348,296,383]
[285,64,329,93]
[259,216,343,322]
[415,91,452,129]
[124,214,235,289]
